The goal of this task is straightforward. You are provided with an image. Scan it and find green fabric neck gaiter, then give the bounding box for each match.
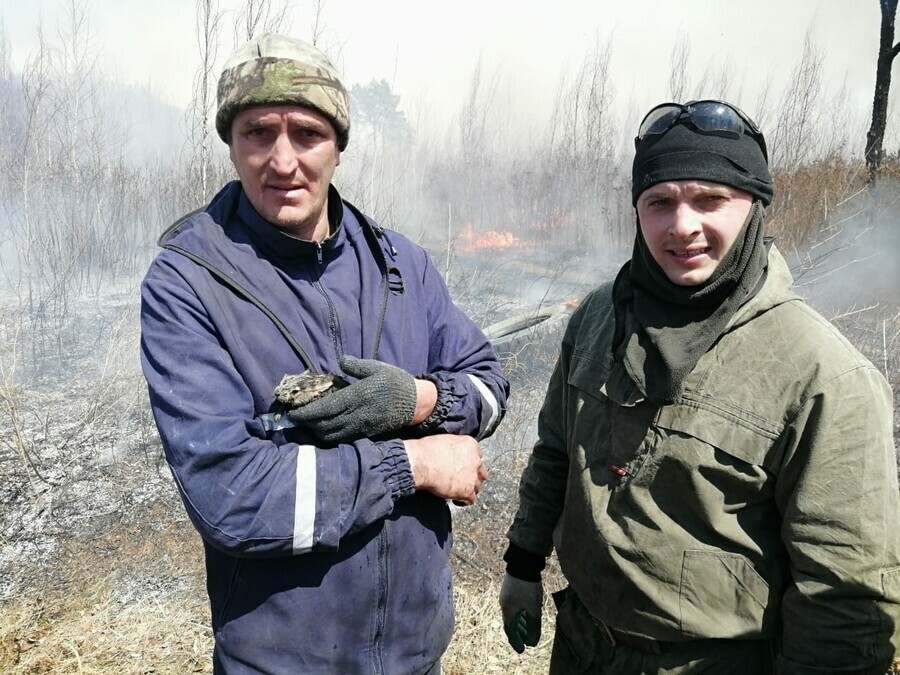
[611,201,768,404]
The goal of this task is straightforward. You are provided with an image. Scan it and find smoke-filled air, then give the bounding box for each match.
[0,0,898,672]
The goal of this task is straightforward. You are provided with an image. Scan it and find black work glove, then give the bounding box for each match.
[286,356,417,444]
[499,573,543,653]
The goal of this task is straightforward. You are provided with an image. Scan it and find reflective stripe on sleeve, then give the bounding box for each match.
[467,374,500,440]
[293,445,317,554]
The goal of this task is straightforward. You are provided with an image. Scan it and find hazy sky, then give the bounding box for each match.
[1,0,890,136]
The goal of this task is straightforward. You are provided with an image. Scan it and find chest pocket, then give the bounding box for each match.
[636,394,784,516]
[656,395,781,470]
[568,348,782,490]
[567,349,659,486]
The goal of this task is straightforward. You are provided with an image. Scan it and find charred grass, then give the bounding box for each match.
[0,496,560,674]
[2,308,897,674]
[0,508,211,673]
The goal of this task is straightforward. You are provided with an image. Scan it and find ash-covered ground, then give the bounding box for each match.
[0,232,897,660]
[0,251,598,613]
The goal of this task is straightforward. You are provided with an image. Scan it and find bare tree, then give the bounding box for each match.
[0,20,8,81]
[575,34,616,161]
[232,0,291,45]
[453,55,501,241]
[50,0,98,191]
[309,0,328,47]
[865,0,900,184]
[458,55,500,178]
[695,56,742,103]
[770,26,823,170]
[753,69,776,133]
[821,76,857,159]
[0,20,10,199]
[14,24,53,300]
[186,0,225,203]
[2,1,135,364]
[668,33,690,102]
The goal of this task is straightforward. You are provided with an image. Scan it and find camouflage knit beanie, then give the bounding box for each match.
[215,33,350,150]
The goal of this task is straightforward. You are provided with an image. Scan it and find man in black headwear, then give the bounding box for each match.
[498,100,900,673]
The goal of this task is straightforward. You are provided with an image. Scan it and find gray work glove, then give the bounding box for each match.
[499,573,543,653]
[286,356,417,444]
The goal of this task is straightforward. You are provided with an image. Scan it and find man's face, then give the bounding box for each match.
[635,180,754,286]
[229,104,340,241]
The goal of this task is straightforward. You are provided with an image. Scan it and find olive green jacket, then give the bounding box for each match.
[508,247,900,673]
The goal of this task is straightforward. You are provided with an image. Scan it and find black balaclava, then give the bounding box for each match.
[610,109,773,405]
[632,119,773,206]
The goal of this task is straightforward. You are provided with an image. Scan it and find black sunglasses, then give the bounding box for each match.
[634,100,768,162]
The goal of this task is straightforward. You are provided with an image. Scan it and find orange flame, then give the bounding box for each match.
[459,224,535,252]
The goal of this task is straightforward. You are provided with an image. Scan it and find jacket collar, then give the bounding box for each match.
[727,245,799,331]
[236,184,347,261]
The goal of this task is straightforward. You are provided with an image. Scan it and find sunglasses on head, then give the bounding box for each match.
[634,100,768,161]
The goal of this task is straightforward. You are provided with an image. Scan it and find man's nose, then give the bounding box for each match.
[268,133,297,175]
[669,204,703,237]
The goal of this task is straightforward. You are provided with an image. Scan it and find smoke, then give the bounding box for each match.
[788,181,900,314]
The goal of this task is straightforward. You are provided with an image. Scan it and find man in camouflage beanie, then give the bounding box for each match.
[141,32,507,675]
[215,33,350,150]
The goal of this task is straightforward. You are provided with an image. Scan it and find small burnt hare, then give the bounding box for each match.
[273,372,348,409]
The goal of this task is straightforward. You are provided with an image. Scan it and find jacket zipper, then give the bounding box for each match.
[373,527,388,675]
[311,242,344,359]
[343,201,393,359]
[367,229,391,359]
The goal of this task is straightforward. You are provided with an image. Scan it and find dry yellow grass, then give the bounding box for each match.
[0,593,212,674]
[4,549,898,674]
[444,578,556,675]
[0,515,554,674]
[0,569,557,674]
[3,483,900,673]
[0,512,213,674]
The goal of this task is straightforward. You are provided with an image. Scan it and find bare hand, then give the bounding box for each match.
[403,435,487,505]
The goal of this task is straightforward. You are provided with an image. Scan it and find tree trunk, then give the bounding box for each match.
[865,0,900,185]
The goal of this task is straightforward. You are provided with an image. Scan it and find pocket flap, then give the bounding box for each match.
[567,349,611,401]
[679,550,773,639]
[657,397,779,467]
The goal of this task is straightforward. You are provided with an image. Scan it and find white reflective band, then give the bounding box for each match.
[467,374,500,440]
[293,445,317,554]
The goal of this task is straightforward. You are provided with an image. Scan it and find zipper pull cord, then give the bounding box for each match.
[375,226,398,257]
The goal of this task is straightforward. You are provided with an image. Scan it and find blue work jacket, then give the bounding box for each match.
[140,181,508,674]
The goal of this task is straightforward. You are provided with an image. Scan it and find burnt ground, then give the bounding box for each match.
[0,273,571,606]
[0,246,898,672]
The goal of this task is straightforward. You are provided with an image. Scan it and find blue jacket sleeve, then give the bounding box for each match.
[140,258,416,558]
[417,251,509,440]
